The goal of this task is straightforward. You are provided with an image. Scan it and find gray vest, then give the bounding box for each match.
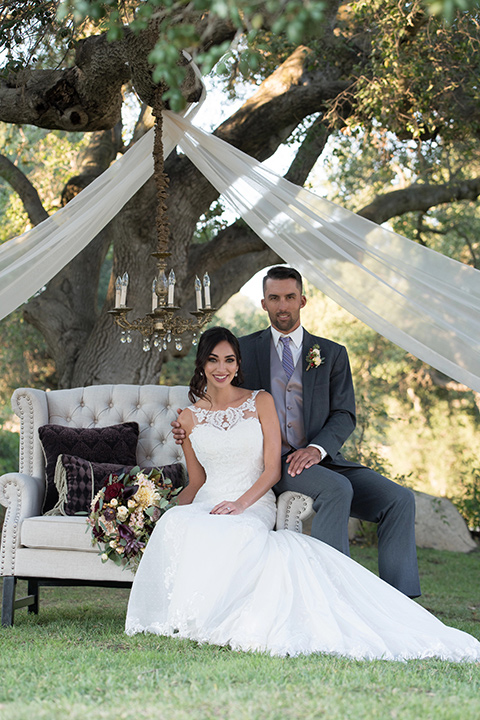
[270,339,307,454]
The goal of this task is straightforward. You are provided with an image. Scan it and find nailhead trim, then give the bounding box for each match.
[284,493,311,533]
[13,391,35,477]
[0,479,21,575]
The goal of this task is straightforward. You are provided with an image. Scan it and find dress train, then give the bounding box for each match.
[125,392,480,661]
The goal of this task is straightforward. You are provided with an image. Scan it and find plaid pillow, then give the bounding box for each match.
[53,454,186,516]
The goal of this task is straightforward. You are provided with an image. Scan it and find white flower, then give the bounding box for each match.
[133,479,158,509]
[117,505,128,521]
[110,498,118,507]
[100,553,109,562]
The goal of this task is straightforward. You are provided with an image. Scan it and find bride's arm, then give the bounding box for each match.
[175,410,206,505]
[211,391,281,515]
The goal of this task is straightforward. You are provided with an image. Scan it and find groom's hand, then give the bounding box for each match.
[286,447,321,476]
[171,409,186,445]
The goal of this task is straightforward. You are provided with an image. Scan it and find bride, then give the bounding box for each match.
[125,327,480,661]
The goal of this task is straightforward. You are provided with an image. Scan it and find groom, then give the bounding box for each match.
[237,266,420,598]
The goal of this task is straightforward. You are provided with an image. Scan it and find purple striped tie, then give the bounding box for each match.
[280,336,295,381]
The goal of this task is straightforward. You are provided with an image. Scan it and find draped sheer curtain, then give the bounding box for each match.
[1,107,480,392]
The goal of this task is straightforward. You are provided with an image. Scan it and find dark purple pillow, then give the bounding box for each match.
[53,454,186,516]
[38,422,139,512]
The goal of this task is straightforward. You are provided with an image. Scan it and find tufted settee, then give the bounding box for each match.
[0,384,313,626]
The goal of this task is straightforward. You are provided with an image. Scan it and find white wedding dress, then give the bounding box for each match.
[125,392,480,661]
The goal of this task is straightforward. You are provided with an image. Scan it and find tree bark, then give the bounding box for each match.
[0,18,225,131]
[71,182,164,386]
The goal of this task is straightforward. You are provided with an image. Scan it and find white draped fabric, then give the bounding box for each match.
[1,108,480,391]
[0,127,154,318]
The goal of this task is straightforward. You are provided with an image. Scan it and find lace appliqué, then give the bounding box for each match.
[188,390,261,431]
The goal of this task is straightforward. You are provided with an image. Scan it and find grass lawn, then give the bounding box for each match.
[0,546,479,720]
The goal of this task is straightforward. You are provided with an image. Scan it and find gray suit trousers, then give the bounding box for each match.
[274,459,421,598]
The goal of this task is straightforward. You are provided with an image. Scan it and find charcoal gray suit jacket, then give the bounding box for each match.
[238,327,360,468]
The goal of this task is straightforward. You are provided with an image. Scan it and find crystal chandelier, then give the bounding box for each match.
[109,88,216,353]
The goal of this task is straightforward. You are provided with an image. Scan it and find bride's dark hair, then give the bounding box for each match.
[188,326,244,403]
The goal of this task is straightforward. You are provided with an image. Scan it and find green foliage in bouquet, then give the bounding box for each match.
[88,466,182,572]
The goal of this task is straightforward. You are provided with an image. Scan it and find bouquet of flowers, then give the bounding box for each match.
[88,466,182,572]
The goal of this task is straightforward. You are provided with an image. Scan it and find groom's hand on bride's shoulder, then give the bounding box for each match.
[171,409,186,445]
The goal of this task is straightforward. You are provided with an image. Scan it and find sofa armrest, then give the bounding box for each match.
[0,472,45,575]
[11,388,49,479]
[275,491,314,532]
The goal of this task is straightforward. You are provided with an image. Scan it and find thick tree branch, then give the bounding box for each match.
[0,15,229,131]
[0,155,49,226]
[284,117,331,185]
[189,223,267,273]
[358,178,480,224]
[0,62,127,131]
[216,46,347,159]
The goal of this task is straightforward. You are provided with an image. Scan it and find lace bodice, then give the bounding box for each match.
[188,390,260,431]
[186,390,275,517]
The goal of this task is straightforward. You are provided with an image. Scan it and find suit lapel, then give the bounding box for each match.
[302,330,316,428]
[256,328,272,392]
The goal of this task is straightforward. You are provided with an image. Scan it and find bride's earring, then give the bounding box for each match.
[235,371,238,377]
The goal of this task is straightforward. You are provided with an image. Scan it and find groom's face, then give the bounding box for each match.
[261,278,306,333]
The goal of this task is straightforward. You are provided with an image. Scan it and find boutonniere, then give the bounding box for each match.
[306,344,324,371]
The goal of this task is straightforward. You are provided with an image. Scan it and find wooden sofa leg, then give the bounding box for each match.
[27,580,39,615]
[2,576,17,627]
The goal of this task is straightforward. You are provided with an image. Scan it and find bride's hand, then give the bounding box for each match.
[210,500,245,515]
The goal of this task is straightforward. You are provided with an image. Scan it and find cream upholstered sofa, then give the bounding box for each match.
[0,384,313,626]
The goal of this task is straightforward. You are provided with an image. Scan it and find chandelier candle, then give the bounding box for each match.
[114,272,129,309]
[151,279,158,312]
[203,272,211,309]
[195,276,203,311]
[168,270,176,306]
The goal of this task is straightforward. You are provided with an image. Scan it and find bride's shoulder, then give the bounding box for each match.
[253,391,278,429]
[251,389,275,410]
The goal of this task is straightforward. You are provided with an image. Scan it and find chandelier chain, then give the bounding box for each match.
[109,82,216,352]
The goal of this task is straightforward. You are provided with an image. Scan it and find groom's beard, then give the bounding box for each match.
[272,313,299,333]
